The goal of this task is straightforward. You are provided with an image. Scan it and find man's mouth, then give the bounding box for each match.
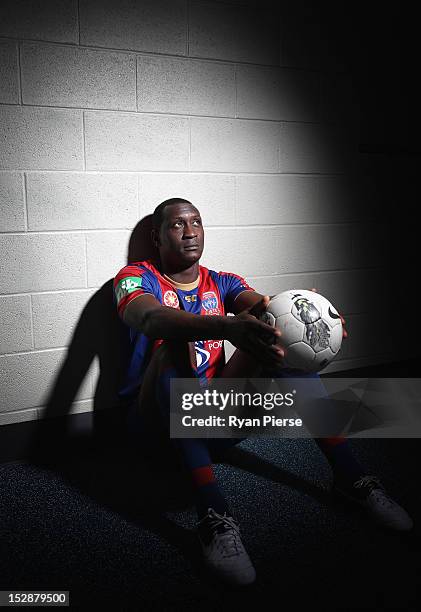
[183,245,199,251]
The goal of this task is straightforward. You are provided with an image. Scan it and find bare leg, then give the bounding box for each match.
[220,347,263,378]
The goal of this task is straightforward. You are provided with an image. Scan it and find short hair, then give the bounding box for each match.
[152,198,195,230]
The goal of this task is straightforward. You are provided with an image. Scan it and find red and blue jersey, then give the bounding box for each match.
[114,259,254,400]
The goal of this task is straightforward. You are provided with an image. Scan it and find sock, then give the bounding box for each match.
[191,465,230,519]
[316,437,366,486]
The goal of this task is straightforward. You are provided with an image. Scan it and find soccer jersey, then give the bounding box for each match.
[114,259,254,400]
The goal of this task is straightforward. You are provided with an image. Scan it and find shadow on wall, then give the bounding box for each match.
[27,215,157,459]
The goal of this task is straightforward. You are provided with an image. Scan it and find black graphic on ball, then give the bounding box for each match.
[328,306,341,320]
[293,296,331,350]
[306,319,330,350]
[293,296,320,324]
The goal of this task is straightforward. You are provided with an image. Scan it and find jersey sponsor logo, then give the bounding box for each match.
[115,276,142,303]
[195,341,210,368]
[183,294,197,303]
[208,340,223,350]
[202,291,221,315]
[163,290,179,308]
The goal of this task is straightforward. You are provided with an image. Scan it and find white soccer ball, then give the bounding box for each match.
[260,289,343,372]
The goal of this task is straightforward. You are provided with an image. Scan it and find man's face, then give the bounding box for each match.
[157,202,204,268]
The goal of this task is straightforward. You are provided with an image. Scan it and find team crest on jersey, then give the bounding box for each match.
[195,341,210,369]
[163,290,179,308]
[202,291,220,315]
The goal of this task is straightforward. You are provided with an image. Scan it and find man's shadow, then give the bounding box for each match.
[25,215,331,574]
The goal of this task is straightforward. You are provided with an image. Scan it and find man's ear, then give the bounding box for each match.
[151,228,160,248]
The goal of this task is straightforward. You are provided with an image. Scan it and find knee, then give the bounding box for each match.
[155,341,195,376]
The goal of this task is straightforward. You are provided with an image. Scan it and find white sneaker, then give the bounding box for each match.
[197,508,256,585]
[335,475,413,531]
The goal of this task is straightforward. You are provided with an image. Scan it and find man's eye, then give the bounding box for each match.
[193,219,202,226]
[173,221,183,228]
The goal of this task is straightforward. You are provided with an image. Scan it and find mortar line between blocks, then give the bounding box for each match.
[17,170,346,177]
[234,63,238,118]
[233,176,238,225]
[0,100,331,125]
[17,41,23,104]
[3,287,99,298]
[0,346,65,358]
[135,55,138,111]
[22,172,28,231]
[0,221,366,235]
[186,0,190,56]
[28,293,35,350]
[318,72,323,123]
[76,0,81,44]
[84,234,88,287]
[82,111,87,170]
[0,34,331,74]
[188,117,191,169]
[137,174,141,218]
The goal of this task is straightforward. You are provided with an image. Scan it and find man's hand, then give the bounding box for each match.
[310,288,348,339]
[226,295,285,368]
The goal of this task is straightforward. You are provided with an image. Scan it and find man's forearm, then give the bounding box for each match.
[126,302,229,341]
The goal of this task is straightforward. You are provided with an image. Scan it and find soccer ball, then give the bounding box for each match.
[260,289,343,372]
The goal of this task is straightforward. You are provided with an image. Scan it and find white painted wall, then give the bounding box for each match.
[0,0,403,425]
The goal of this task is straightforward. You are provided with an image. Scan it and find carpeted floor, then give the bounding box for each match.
[0,430,420,610]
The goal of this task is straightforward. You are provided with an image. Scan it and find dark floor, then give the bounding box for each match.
[0,359,420,610]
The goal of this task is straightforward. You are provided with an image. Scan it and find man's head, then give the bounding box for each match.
[152,198,204,271]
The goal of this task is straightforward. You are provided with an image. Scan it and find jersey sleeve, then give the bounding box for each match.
[113,264,158,318]
[217,271,255,313]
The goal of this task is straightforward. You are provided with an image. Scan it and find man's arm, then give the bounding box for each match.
[231,289,266,315]
[122,292,284,367]
[123,293,228,341]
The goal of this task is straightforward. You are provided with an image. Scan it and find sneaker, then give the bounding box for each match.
[197,508,256,585]
[334,475,413,531]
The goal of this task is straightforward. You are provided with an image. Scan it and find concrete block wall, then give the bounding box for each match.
[0,0,401,426]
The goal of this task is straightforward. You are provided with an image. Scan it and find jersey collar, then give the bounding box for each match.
[163,273,200,291]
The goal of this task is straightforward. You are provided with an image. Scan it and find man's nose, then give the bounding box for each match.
[183,223,197,237]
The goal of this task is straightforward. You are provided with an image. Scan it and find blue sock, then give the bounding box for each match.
[316,437,366,484]
[190,464,230,519]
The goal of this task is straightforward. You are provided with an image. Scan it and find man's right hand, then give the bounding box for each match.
[226,295,285,368]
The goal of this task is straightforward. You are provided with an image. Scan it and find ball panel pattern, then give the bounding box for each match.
[260,289,343,373]
[276,313,305,344]
[285,341,316,370]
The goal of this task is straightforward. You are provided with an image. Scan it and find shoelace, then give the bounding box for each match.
[353,475,384,492]
[202,511,243,558]
[353,476,395,507]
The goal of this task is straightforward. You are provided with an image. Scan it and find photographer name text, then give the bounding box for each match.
[181,415,302,429]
